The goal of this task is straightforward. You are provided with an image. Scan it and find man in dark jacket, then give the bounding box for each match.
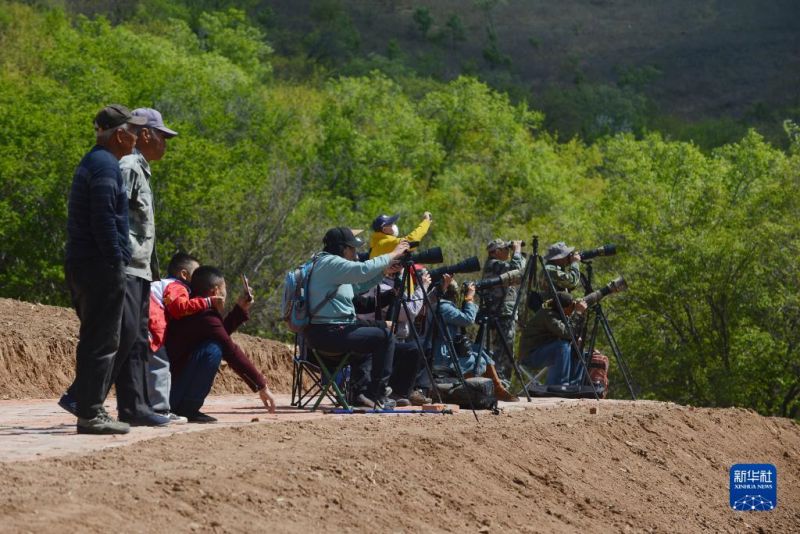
[63,104,147,434]
[166,266,276,422]
[519,292,585,386]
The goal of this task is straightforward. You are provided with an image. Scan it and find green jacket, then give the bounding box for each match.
[480,253,526,316]
[540,262,581,296]
[519,304,574,357]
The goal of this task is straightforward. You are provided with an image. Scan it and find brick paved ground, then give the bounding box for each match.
[0,394,578,462]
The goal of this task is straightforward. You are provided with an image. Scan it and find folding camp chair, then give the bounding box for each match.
[291,335,353,411]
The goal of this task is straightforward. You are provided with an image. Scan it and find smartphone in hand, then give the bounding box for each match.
[241,274,254,302]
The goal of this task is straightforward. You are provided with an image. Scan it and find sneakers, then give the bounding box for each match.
[186,412,218,424]
[58,392,78,416]
[408,390,432,406]
[355,393,396,410]
[159,412,188,424]
[120,412,171,427]
[77,409,130,435]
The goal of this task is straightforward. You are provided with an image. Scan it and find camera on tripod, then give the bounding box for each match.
[467,268,523,292]
[398,242,443,266]
[583,275,628,307]
[579,243,617,261]
[428,256,482,283]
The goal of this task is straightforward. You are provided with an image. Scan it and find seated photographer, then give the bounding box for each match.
[305,227,422,409]
[540,242,582,297]
[429,275,519,402]
[481,238,526,376]
[519,292,587,386]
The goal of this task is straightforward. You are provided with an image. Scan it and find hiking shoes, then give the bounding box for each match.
[120,412,171,427]
[408,390,432,406]
[355,394,396,410]
[388,394,411,407]
[77,410,130,435]
[186,412,218,424]
[58,392,78,417]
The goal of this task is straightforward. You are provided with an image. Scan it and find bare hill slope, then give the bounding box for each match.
[0,298,294,399]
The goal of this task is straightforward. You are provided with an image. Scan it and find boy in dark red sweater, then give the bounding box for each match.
[166,265,276,422]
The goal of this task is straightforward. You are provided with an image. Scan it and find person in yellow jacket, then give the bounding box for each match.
[368,212,433,258]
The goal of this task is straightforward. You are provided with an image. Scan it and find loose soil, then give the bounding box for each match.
[0,402,798,533]
[0,298,294,399]
[1,298,798,532]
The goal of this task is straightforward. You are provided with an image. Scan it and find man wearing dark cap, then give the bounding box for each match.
[540,241,582,298]
[62,104,147,434]
[480,238,526,379]
[304,227,421,409]
[519,292,584,386]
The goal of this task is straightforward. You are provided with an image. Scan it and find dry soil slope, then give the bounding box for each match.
[0,401,798,533]
[0,298,294,399]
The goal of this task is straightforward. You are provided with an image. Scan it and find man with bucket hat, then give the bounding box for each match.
[540,241,582,298]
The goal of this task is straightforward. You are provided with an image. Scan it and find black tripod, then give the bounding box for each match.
[579,261,638,399]
[387,263,480,421]
[472,307,532,402]
[523,238,600,400]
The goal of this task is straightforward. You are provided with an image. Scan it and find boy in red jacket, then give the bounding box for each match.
[166,265,276,422]
[147,253,221,423]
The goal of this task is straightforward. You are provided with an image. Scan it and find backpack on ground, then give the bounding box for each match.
[435,376,497,410]
[588,350,609,399]
[281,255,337,333]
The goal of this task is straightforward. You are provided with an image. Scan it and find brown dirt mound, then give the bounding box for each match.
[0,298,294,399]
[0,401,798,532]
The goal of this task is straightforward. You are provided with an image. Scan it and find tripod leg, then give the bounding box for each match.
[490,317,531,402]
[597,308,637,400]
[401,299,443,404]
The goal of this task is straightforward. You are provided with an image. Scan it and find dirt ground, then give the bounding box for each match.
[1,298,799,532]
[0,298,295,398]
[0,401,796,533]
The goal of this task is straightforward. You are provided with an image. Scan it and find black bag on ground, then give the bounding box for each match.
[435,377,497,410]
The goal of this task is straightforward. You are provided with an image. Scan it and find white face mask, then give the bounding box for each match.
[390,224,399,237]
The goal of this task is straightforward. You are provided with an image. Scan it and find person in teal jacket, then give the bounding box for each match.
[304,227,421,409]
[428,276,519,402]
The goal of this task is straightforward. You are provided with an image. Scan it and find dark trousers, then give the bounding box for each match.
[306,323,396,400]
[67,275,153,419]
[170,341,222,416]
[65,259,125,419]
[388,342,425,397]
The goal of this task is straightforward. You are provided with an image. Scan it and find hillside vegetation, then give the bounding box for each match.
[1,1,799,417]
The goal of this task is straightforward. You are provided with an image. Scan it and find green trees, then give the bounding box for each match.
[1,1,798,416]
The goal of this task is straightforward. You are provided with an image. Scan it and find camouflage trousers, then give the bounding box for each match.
[488,315,516,381]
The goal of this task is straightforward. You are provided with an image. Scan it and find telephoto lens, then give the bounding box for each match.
[582,275,628,307]
[579,244,617,261]
[428,256,482,282]
[471,269,523,291]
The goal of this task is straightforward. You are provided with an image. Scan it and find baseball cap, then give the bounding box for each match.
[371,214,400,231]
[132,107,178,138]
[94,104,148,131]
[544,242,575,261]
[487,238,511,252]
[323,227,364,249]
